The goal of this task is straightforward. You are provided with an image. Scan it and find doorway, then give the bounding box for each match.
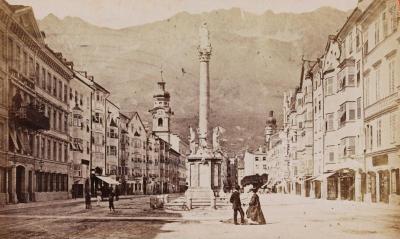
[379,170,390,203]
[16,166,26,203]
[368,172,377,203]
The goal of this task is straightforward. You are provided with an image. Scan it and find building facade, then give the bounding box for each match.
[269,0,400,205]
[69,71,93,198]
[1,1,73,204]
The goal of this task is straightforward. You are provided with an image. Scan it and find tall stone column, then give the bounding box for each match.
[198,22,212,149]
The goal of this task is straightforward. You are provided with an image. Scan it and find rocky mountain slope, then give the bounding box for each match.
[38,7,349,152]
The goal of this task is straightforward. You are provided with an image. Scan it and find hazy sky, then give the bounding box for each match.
[8,0,358,29]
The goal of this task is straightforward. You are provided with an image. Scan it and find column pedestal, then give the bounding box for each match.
[185,153,222,208]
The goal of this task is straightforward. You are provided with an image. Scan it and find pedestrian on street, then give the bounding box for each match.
[85,192,91,209]
[109,191,115,212]
[96,189,102,207]
[246,187,266,225]
[71,187,76,200]
[230,185,245,225]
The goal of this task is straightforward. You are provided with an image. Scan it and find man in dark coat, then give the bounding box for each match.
[85,192,91,209]
[109,191,115,212]
[230,185,245,225]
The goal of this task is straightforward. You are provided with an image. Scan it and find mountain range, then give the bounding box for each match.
[37,7,349,152]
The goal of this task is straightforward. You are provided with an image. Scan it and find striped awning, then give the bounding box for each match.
[96,175,120,185]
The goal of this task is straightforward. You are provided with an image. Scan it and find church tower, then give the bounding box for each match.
[149,72,173,141]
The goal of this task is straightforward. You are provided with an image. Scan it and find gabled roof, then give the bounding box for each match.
[123,111,147,134]
[5,2,45,45]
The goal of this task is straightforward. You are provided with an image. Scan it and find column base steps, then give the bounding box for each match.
[164,196,230,210]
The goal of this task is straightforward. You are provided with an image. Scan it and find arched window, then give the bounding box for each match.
[158,118,163,127]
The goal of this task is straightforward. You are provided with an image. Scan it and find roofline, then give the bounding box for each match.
[336,7,362,38]
[73,71,95,89]
[119,112,129,119]
[106,98,120,109]
[93,81,110,94]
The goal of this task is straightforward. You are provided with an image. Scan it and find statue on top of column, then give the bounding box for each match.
[199,22,210,49]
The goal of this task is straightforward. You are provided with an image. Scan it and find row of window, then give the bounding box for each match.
[36,172,68,193]
[326,99,362,131]
[35,135,69,162]
[106,145,117,156]
[255,156,266,161]
[7,37,69,104]
[364,59,396,107]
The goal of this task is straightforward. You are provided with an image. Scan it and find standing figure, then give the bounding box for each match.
[109,191,115,212]
[246,187,266,225]
[96,189,102,207]
[85,192,91,209]
[212,127,221,152]
[230,186,245,225]
[189,125,196,153]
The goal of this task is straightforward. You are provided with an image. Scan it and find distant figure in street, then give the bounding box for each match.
[109,191,115,212]
[230,185,245,225]
[246,187,266,225]
[96,190,102,207]
[71,187,76,200]
[85,192,91,209]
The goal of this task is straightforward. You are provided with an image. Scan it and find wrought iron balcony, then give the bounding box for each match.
[11,105,50,131]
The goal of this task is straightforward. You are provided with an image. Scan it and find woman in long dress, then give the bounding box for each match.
[246,188,266,225]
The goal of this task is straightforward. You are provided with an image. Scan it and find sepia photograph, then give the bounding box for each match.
[0,0,399,238]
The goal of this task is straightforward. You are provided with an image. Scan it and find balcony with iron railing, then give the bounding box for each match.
[10,104,50,131]
[9,67,36,91]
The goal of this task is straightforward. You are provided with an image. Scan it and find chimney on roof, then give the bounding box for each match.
[65,61,74,70]
[55,52,62,59]
[88,75,94,81]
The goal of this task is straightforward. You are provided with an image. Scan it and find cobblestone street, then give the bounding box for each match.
[0,194,399,239]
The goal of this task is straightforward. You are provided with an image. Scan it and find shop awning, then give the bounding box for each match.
[313,172,337,181]
[335,160,362,171]
[304,176,316,181]
[96,175,120,185]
